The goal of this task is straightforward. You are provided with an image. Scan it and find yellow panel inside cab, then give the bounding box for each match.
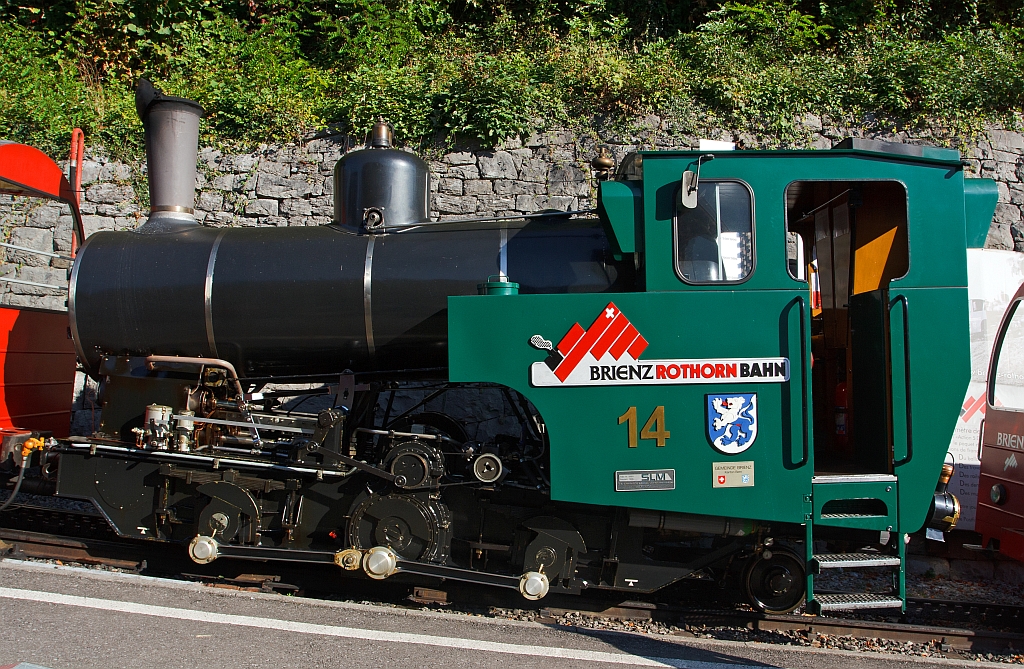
[852,183,909,295]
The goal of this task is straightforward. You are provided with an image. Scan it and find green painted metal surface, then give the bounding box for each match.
[850,290,897,474]
[597,179,640,255]
[450,290,809,523]
[892,286,970,532]
[964,178,999,248]
[812,480,898,530]
[449,142,976,540]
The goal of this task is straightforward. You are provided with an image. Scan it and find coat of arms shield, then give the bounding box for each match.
[706,393,757,455]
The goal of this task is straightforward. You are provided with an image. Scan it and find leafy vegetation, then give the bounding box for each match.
[2,0,1024,156]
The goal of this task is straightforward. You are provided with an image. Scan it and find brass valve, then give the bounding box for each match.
[21,437,44,459]
[939,463,954,486]
[370,118,395,148]
[591,147,615,180]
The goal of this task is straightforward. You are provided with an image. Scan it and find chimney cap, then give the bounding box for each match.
[135,78,205,121]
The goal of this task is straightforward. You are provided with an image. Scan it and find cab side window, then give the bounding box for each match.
[675,181,753,283]
[992,300,1024,410]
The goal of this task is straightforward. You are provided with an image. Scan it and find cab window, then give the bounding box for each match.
[992,300,1024,410]
[674,181,753,284]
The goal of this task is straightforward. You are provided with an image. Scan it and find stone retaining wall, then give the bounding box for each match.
[3,121,1024,436]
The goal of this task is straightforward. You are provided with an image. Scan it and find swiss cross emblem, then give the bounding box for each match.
[717,475,726,484]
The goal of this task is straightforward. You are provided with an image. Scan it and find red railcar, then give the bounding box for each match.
[0,132,85,437]
[977,280,1024,561]
[0,307,77,436]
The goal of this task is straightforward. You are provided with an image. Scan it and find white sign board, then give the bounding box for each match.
[946,249,1024,529]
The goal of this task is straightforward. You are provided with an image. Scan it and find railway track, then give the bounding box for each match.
[1,520,1022,658]
[906,596,1023,631]
[534,599,1024,654]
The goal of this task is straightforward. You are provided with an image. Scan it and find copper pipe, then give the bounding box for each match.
[146,355,262,446]
[145,355,245,400]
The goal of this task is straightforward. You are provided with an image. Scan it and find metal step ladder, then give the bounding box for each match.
[808,551,906,612]
[814,592,905,611]
[805,475,906,613]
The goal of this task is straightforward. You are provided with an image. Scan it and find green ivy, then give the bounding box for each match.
[1,0,1023,154]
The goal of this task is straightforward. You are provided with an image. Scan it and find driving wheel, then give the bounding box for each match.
[742,548,806,614]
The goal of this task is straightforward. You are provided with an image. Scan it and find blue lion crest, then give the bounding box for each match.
[707,393,757,454]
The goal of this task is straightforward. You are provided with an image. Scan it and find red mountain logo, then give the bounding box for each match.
[961,394,986,422]
[960,393,1001,422]
[528,303,791,388]
[531,302,648,381]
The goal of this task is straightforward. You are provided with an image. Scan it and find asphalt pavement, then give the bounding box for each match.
[0,559,1009,669]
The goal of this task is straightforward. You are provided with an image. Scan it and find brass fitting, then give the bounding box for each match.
[21,437,44,459]
[334,548,363,570]
[591,147,615,180]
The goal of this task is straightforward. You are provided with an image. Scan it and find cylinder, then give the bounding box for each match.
[70,218,632,378]
[927,491,960,531]
[145,404,173,427]
[629,509,758,537]
[135,79,205,228]
[177,410,195,431]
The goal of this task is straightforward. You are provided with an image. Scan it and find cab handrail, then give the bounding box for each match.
[890,294,913,466]
[795,295,809,468]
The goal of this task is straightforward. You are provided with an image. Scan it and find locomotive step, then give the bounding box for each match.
[814,593,904,611]
[811,552,902,571]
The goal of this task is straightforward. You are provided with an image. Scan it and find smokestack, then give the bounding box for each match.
[135,79,205,230]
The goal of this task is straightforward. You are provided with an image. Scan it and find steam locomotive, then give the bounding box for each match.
[12,81,991,613]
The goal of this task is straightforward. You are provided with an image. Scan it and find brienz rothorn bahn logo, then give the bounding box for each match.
[528,302,790,387]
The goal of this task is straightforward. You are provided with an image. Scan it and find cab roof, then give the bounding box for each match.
[639,138,964,168]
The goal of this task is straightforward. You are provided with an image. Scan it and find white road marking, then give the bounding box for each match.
[0,586,764,668]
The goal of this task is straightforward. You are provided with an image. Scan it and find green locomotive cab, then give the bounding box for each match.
[449,139,996,612]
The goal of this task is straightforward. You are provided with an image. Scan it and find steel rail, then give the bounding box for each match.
[2,515,1022,655]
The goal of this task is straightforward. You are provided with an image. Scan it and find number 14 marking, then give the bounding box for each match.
[618,406,670,447]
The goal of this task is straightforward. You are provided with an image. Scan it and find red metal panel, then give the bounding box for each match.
[0,135,82,436]
[0,140,86,250]
[978,280,1024,562]
[0,307,76,437]
[0,142,76,201]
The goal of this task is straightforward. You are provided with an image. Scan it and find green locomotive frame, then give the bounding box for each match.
[449,140,996,611]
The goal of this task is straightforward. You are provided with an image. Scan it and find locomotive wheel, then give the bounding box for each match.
[198,500,241,543]
[347,493,451,563]
[742,549,805,614]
